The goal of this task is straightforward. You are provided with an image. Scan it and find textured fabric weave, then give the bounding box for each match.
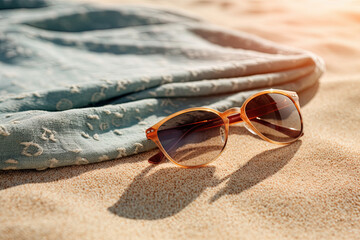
[0,0,324,170]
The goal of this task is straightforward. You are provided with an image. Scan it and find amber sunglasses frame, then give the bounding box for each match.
[146,89,303,168]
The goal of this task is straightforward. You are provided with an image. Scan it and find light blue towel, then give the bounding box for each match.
[0,0,324,170]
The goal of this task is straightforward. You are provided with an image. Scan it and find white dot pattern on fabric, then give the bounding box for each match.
[141,76,150,83]
[99,122,109,130]
[98,155,109,161]
[40,127,57,142]
[189,69,199,77]
[134,143,143,154]
[211,82,218,91]
[14,94,26,100]
[189,83,200,93]
[114,112,123,118]
[114,130,123,135]
[70,85,80,93]
[81,132,90,139]
[56,98,73,110]
[119,106,127,113]
[5,159,18,164]
[100,79,112,84]
[20,142,43,157]
[112,119,121,127]
[116,148,127,158]
[91,87,106,102]
[161,74,173,84]
[0,125,10,136]
[86,122,94,130]
[87,115,100,120]
[116,80,127,92]
[112,112,124,127]
[48,158,58,168]
[93,134,100,141]
[69,148,82,153]
[75,157,89,165]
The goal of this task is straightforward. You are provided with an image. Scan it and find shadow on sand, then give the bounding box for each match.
[108,140,301,220]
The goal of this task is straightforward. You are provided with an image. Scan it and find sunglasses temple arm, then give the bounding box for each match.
[228,114,300,138]
[148,151,166,164]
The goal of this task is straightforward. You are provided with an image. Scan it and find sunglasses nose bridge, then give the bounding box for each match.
[222,107,240,117]
[222,107,243,124]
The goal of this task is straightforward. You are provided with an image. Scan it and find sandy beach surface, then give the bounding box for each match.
[1,0,359,239]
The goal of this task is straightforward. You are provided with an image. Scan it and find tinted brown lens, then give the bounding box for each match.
[245,93,302,143]
[157,110,226,167]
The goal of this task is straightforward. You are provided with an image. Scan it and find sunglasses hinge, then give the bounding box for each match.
[146,127,156,139]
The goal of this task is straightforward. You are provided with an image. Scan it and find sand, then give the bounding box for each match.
[1,0,359,239]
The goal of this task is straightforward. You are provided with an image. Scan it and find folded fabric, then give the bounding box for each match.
[0,0,324,170]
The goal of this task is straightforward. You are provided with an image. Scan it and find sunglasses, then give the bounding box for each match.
[145,89,303,168]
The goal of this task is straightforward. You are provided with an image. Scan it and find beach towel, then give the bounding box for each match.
[0,0,324,170]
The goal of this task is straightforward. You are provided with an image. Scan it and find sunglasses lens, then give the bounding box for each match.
[157,110,226,167]
[245,93,302,143]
